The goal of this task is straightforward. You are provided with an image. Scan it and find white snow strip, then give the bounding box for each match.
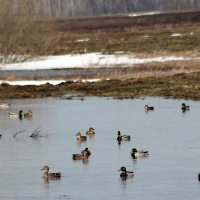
[0,78,106,86]
[128,11,160,17]
[75,38,90,43]
[0,53,194,71]
[171,33,183,37]
[0,80,66,86]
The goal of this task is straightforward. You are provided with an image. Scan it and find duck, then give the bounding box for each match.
[131,148,149,158]
[117,131,131,142]
[144,105,154,111]
[72,151,89,160]
[41,165,61,179]
[86,127,95,135]
[0,103,10,109]
[76,132,87,141]
[81,147,91,156]
[24,110,33,119]
[198,173,200,181]
[181,103,190,112]
[8,110,23,120]
[118,166,134,179]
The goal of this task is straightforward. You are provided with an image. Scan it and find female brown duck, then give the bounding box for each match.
[41,165,61,179]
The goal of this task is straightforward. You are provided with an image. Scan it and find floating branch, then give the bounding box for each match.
[29,127,41,138]
[13,129,25,138]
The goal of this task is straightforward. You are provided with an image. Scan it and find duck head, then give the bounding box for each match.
[41,165,49,173]
[131,148,137,153]
[118,166,127,172]
[76,132,81,137]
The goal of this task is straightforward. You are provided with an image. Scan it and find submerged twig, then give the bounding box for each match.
[13,129,25,138]
[29,127,41,138]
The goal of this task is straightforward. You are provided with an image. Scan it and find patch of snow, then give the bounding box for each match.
[143,35,150,39]
[171,33,183,37]
[0,53,194,71]
[0,80,66,86]
[128,11,160,17]
[75,38,90,43]
[0,78,108,86]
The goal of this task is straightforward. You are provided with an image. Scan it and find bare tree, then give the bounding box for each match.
[0,0,54,66]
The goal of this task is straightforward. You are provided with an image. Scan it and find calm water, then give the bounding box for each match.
[0,97,200,200]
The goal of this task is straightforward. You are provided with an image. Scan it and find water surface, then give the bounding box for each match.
[0,97,200,200]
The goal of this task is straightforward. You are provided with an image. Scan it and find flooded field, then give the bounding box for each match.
[0,97,200,200]
[0,68,112,80]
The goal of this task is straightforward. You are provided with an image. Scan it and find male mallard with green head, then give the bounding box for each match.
[118,166,134,179]
[131,148,149,158]
[181,103,190,112]
[117,131,131,142]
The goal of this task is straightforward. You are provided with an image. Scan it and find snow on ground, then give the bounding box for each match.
[128,11,160,17]
[0,80,66,86]
[75,38,90,43]
[0,79,104,86]
[0,53,193,71]
[171,33,184,37]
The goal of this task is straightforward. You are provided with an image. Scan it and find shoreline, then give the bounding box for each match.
[0,70,199,101]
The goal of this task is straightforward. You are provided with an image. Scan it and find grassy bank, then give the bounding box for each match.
[0,68,200,100]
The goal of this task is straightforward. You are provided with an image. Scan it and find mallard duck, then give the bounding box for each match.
[41,165,61,179]
[118,166,134,179]
[72,151,89,160]
[24,110,33,119]
[181,103,190,112]
[8,110,23,120]
[81,147,91,156]
[144,105,154,111]
[198,173,200,181]
[0,103,10,109]
[86,127,95,135]
[117,131,131,142]
[76,132,87,141]
[131,148,149,158]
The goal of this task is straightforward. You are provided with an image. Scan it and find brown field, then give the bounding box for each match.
[1,10,200,100]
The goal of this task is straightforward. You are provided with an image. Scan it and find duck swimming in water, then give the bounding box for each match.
[41,165,61,180]
[8,110,23,120]
[131,148,149,158]
[81,147,91,156]
[76,132,87,141]
[181,103,190,112]
[117,131,131,142]
[144,105,154,112]
[118,166,134,180]
[72,151,89,160]
[24,110,33,119]
[86,127,95,135]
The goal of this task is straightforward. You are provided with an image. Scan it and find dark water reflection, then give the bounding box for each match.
[0,97,200,200]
